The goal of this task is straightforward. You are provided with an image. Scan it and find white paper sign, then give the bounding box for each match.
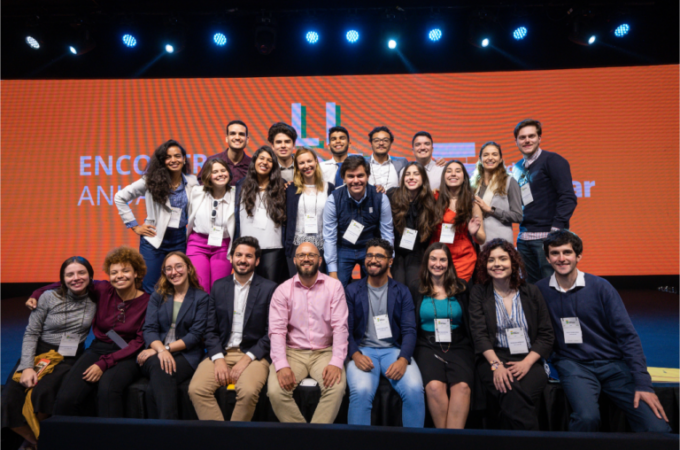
[168,207,182,228]
[435,319,452,343]
[342,220,365,244]
[440,224,455,244]
[521,183,534,205]
[304,213,318,234]
[208,225,224,247]
[561,317,583,344]
[58,333,80,357]
[506,327,529,355]
[373,314,393,340]
[399,228,418,250]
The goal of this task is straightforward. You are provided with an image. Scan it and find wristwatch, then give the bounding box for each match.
[164,345,171,352]
[490,361,500,371]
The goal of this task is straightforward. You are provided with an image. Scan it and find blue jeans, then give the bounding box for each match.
[139,227,187,294]
[553,358,671,433]
[337,246,367,288]
[346,347,425,427]
[517,238,554,284]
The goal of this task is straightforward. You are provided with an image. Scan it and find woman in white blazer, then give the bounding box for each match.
[114,139,198,293]
[185,158,236,293]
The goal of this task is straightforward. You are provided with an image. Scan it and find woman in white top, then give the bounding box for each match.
[114,140,198,293]
[234,146,288,284]
[471,142,523,248]
[284,148,335,277]
[186,158,236,293]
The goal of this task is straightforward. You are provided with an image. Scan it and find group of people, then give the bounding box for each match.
[2,119,671,449]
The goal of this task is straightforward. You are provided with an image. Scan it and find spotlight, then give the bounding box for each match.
[468,12,495,49]
[69,46,77,54]
[568,14,598,46]
[306,31,319,44]
[165,44,174,53]
[481,38,489,47]
[163,16,186,54]
[255,16,277,55]
[428,28,442,42]
[346,30,359,43]
[512,27,527,40]
[26,36,41,49]
[214,32,227,46]
[68,34,96,55]
[122,34,137,48]
[388,39,397,49]
[614,24,629,37]
[588,35,596,45]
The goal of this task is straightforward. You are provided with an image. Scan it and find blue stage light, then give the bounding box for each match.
[306,31,319,44]
[122,34,137,48]
[346,30,359,43]
[614,24,629,38]
[69,46,77,54]
[388,39,397,49]
[588,35,596,44]
[481,38,489,47]
[165,44,174,53]
[214,33,227,46]
[513,27,527,40]
[428,28,442,42]
[26,36,40,49]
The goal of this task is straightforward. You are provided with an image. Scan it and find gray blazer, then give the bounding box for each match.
[481,176,523,247]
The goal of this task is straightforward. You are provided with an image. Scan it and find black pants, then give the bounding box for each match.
[140,352,194,420]
[477,347,547,430]
[256,248,288,285]
[286,246,327,278]
[53,339,141,418]
[392,249,425,294]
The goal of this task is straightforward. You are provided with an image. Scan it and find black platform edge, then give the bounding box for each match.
[40,416,677,450]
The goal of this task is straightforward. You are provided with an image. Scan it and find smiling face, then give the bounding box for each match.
[109,262,137,292]
[365,245,391,277]
[226,123,248,151]
[486,247,512,281]
[296,151,318,182]
[271,132,295,162]
[232,244,260,276]
[254,152,274,177]
[515,125,541,157]
[163,255,188,288]
[480,145,502,171]
[427,249,448,279]
[294,242,321,278]
[444,162,465,189]
[165,146,185,173]
[210,162,231,188]
[343,166,368,198]
[63,262,91,295]
[403,165,423,191]
[370,131,392,157]
[329,131,349,156]
[546,243,582,278]
[413,136,433,161]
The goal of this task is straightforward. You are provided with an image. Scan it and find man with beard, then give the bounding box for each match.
[267,242,349,423]
[188,236,277,422]
[199,120,251,185]
[344,238,424,427]
[319,126,361,187]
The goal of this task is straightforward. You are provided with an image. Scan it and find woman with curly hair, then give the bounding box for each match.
[114,139,198,293]
[388,161,437,293]
[234,146,288,284]
[431,160,485,281]
[26,246,151,418]
[137,252,208,419]
[468,238,554,430]
[470,142,522,247]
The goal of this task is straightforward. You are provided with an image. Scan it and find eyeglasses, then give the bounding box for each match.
[371,138,391,145]
[365,253,388,261]
[295,253,319,260]
[164,264,186,274]
[117,302,126,323]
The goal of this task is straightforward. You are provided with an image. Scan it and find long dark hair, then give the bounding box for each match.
[419,243,466,297]
[240,146,286,226]
[475,238,526,290]
[144,139,192,204]
[390,162,436,242]
[57,256,95,298]
[435,160,474,228]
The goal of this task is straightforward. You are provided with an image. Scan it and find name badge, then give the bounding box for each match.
[254,207,267,229]
[399,228,418,250]
[168,207,182,228]
[560,317,583,344]
[342,220,365,244]
[106,329,129,349]
[506,327,529,354]
[304,213,318,234]
[435,319,451,342]
[440,224,455,244]
[58,333,80,357]
[208,225,224,247]
[232,311,244,329]
[521,183,534,205]
[373,314,392,340]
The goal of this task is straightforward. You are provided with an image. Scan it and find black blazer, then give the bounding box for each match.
[411,281,473,342]
[284,182,335,257]
[204,273,278,361]
[468,283,554,358]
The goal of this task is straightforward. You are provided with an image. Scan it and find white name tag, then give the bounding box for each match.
[168,207,182,228]
[440,224,455,244]
[208,225,223,247]
[342,220,365,244]
[399,228,418,250]
[521,183,534,205]
[373,314,392,339]
[304,213,318,234]
[58,333,80,357]
[561,317,583,344]
[506,327,529,354]
[233,311,244,329]
[435,319,451,342]
[254,207,267,229]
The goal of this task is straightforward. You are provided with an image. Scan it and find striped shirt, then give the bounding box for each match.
[494,290,531,350]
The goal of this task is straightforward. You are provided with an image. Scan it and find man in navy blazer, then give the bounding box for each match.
[344,238,425,427]
[188,236,277,422]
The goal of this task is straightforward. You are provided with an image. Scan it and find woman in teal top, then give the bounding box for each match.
[411,242,475,429]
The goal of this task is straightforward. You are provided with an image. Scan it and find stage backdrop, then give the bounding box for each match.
[2,65,678,281]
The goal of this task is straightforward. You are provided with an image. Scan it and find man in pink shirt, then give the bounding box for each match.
[267,242,349,423]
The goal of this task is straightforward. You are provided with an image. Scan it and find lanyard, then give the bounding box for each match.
[302,188,319,218]
[371,160,391,187]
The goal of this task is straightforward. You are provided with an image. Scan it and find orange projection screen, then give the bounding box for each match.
[2,65,678,281]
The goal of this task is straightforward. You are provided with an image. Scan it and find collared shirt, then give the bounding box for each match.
[268,273,349,370]
[322,188,395,273]
[399,159,443,190]
[200,150,252,186]
[494,290,531,349]
[515,148,559,241]
[548,270,586,293]
[211,273,256,362]
[193,192,232,236]
[368,155,400,191]
[523,148,543,169]
[279,161,295,182]
[320,154,362,187]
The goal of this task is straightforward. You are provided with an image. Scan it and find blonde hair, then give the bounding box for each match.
[293,147,325,194]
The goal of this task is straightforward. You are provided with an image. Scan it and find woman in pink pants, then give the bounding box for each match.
[186,158,236,293]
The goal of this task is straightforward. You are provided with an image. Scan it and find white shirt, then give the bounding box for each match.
[368,155,399,191]
[211,273,256,361]
[549,269,586,293]
[193,193,232,236]
[294,186,328,242]
[399,159,443,190]
[239,192,283,249]
[320,158,342,186]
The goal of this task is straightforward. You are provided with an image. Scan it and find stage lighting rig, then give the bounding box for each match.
[24,16,44,50]
[468,11,495,49]
[306,31,319,44]
[568,12,597,46]
[254,15,276,55]
[163,16,186,54]
[346,30,359,43]
[68,24,96,56]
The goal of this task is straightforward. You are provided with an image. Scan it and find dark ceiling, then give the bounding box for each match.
[2,1,678,79]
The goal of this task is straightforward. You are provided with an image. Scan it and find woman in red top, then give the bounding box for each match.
[431,160,486,281]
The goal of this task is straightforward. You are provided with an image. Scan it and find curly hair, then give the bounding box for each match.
[103,246,147,289]
[435,160,474,228]
[155,252,203,297]
[293,148,325,194]
[390,162,436,242]
[419,243,466,297]
[201,158,233,194]
[475,238,526,290]
[57,256,95,298]
[144,140,192,204]
[470,142,509,197]
[240,146,287,226]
